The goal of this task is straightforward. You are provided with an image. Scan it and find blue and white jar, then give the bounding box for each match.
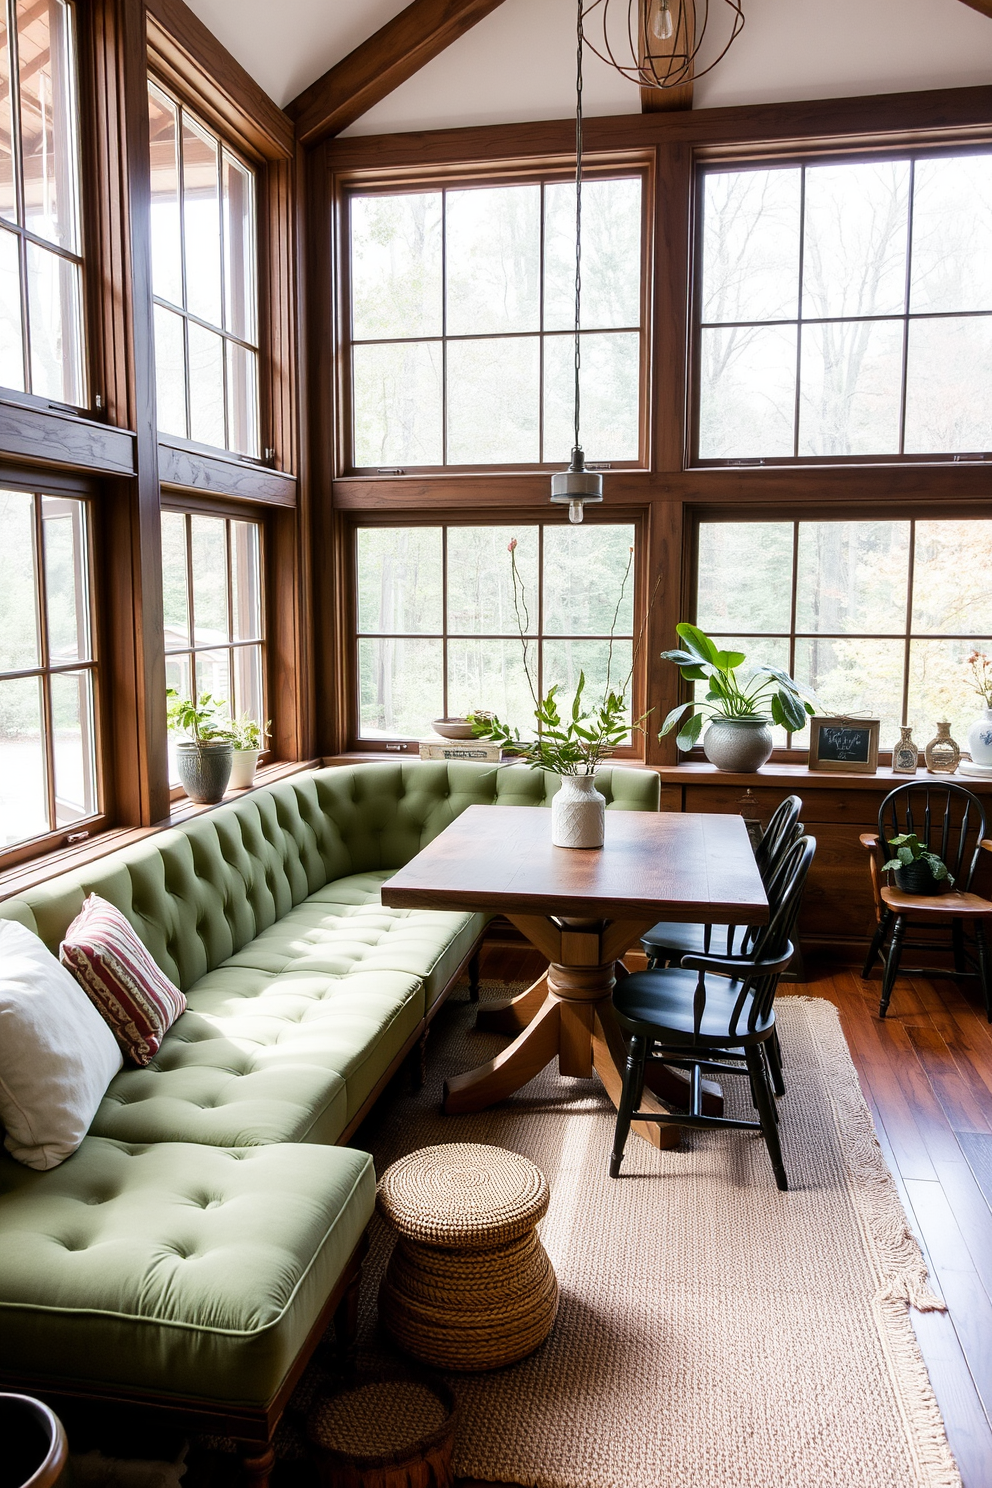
[968,707,992,768]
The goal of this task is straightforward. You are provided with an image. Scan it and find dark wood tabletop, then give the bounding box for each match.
[380,805,768,924]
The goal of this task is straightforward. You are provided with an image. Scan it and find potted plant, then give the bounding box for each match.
[659,624,819,773]
[470,539,647,848]
[228,713,270,789]
[881,834,954,896]
[166,689,234,804]
[965,651,992,770]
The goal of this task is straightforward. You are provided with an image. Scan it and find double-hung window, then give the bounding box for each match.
[695,150,992,462]
[346,172,646,472]
[148,80,260,457]
[0,0,85,407]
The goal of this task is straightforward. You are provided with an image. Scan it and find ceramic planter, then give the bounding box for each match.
[551,774,606,848]
[229,748,261,789]
[702,717,774,773]
[893,859,948,896]
[175,740,233,804]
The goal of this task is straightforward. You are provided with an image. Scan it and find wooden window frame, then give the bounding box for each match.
[687,139,992,472]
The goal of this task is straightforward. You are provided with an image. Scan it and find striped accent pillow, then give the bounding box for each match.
[60,895,186,1066]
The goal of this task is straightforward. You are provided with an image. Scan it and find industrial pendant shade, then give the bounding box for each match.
[582,0,745,93]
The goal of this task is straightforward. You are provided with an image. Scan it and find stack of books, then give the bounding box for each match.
[419,736,503,762]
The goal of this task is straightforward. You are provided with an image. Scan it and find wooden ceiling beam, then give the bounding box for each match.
[640,0,694,113]
[287,0,509,148]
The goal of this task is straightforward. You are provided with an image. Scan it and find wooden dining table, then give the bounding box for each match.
[380,804,768,1149]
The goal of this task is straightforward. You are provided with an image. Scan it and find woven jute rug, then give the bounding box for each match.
[338,981,960,1488]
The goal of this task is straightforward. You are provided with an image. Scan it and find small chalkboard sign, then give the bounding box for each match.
[808,716,879,774]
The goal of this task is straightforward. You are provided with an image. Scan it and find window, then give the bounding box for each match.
[161,509,264,783]
[694,518,992,751]
[347,174,644,472]
[355,522,636,744]
[148,81,260,457]
[696,152,992,462]
[0,487,98,849]
[0,0,85,406]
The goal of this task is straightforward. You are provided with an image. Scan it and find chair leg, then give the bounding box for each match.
[609,1034,647,1179]
[975,922,992,1024]
[765,1028,785,1098]
[468,948,481,1002]
[862,910,892,979]
[952,919,967,975]
[746,1045,788,1191]
[879,916,906,1019]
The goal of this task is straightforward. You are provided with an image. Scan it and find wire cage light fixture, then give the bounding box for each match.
[581,0,745,93]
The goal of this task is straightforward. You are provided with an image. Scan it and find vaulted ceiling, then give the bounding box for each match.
[185,0,992,131]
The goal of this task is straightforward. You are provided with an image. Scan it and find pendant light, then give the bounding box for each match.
[583,1,745,94]
[550,0,603,526]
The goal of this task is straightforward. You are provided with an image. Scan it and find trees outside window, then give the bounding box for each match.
[697,152,992,462]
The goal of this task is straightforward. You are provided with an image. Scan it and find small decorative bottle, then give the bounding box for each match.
[891,725,919,776]
[924,721,961,775]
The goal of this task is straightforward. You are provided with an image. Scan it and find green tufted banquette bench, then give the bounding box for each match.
[0,759,659,1480]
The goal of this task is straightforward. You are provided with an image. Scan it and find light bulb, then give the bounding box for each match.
[568,498,584,525]
[651,0,674,41]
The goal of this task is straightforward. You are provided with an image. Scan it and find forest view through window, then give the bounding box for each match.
[357,523,636,743]
[348,176,643,470]
[148,81,260,457]
[697,151,992,461]
[695,518,992,751]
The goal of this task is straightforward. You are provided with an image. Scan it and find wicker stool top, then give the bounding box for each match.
[308,1380,452,1460]
[377,1143,550,1248]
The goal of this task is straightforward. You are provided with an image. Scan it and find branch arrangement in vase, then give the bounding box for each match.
[659,624,820,772]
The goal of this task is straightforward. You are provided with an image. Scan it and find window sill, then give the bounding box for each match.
[0,759,318,903]
[656,760,992,791]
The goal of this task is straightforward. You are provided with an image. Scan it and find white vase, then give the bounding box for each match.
[968,707,992,767]
[551,774,606,849]
[229,748,260,789]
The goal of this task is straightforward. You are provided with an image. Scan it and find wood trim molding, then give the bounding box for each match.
[0,399,136,475]
[958,0,992,17]
[158,441,298,506]
[145,0,293,159]
[287,0,509,148]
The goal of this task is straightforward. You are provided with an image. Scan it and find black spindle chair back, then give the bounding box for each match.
[879,782,986,893]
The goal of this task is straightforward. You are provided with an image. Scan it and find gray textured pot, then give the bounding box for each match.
[702,717,774,773]
[176,740,234,803]
[893,859,948,896]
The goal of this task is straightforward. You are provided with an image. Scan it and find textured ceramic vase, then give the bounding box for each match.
[229,748,260,789]
[176,740,233,803]
[924,721,961,775]
[891,725,919,775]
[968,707,992,768]
[702,718,774,773]
[551,774,606,849]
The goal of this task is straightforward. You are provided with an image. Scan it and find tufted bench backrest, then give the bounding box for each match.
[0,760,659,989]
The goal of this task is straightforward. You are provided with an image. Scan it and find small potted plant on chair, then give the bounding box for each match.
[881,833,954,896]
[166,689,234,804]
[228,713,270,789]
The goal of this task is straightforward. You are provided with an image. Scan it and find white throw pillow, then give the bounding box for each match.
[0,918,123,1170]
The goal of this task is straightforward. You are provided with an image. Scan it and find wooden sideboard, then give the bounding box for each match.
[658,762,992,963]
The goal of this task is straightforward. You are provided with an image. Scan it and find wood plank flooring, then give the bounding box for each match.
[457,945,992,1488]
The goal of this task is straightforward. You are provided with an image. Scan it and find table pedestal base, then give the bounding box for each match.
[443,916,724,1148]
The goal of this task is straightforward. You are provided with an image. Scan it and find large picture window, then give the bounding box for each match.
[696,151,992,462]
[355,522,636,744]
[148,81,260,457]
[0,487,98,850]
[347,174,644,472]
[161,508,265,784]
[0,0,85,407]
[694,517,992,751]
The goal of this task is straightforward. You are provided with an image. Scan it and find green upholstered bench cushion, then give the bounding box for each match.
[0,1137,374,1408]
[87,874,482,1148]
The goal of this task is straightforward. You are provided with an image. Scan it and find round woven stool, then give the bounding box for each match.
[307,1373,457,1488]
[376,1143,558,1372]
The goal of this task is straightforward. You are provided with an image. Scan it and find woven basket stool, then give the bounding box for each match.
[307,1374,457,1488]
[376,1143,558,1372]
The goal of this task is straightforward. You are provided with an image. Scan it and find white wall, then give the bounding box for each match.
[183,0,992,127]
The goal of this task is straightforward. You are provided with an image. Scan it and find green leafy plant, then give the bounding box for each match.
[166,689,231,746]
[658,623,819,752]
[469,539,651,774]
[881,833,954,885]
[228,713,270,751]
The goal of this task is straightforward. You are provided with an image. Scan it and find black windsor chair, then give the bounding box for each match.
[861,782,992,1021]
[609,834,816,1192]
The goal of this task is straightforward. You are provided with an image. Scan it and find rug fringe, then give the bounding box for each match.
[796,997,961,1488]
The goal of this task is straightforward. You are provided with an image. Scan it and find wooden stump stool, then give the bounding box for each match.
[376,1143,558,1371]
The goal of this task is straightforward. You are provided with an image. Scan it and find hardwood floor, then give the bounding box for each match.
[459,944,992,1488]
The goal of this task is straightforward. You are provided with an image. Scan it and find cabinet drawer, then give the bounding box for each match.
[683,783,883,826]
